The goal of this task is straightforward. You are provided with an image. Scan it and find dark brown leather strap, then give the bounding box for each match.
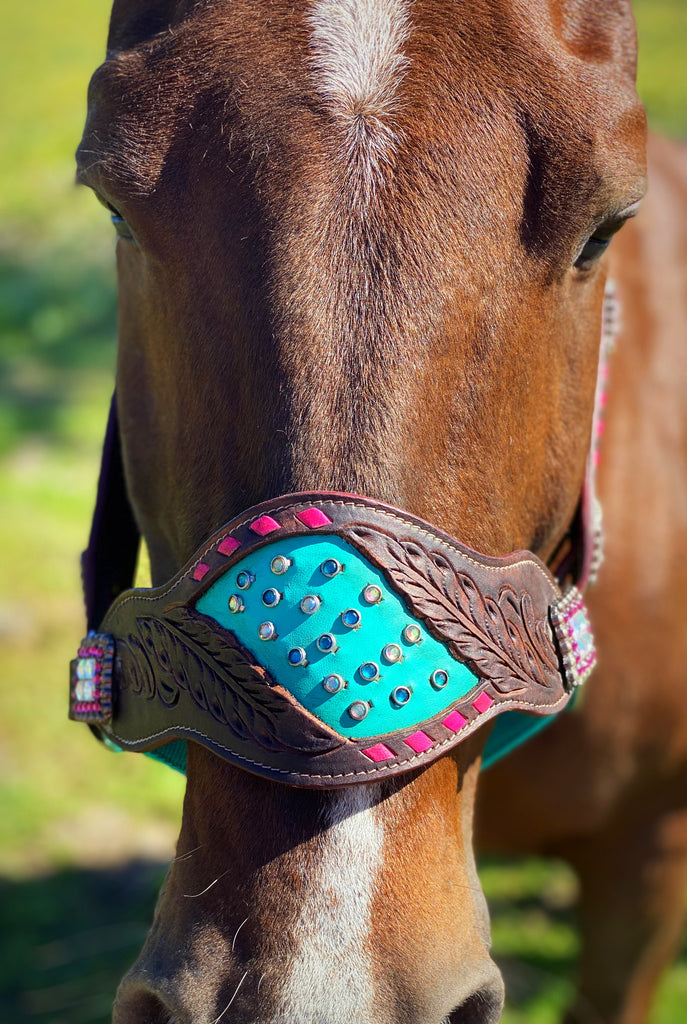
[71,493,591,787]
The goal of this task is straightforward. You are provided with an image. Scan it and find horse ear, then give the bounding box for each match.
[107,0,180,53]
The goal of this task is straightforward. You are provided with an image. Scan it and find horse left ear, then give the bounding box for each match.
[107,0,181,54]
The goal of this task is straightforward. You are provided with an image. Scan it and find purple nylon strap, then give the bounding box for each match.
[82,395,140,632]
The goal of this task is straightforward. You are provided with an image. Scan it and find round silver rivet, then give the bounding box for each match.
[300,594,321,615]
[358,661,380,682]
[430,669,449,689]
[403,624,422,644]
[236,571,255,590]
[262,587,282,608]
[287,646,308,667]
[316,633,339,654]
[228,594,245,614]
[340,608,362,630]
[271,555,293,575]
[348,700,371,721]
[391,685,413,707]
[362,584,383,605]
[320,558,344,578]
[258,621,278,641]
[382,643,403,664]
[322,673,346,694]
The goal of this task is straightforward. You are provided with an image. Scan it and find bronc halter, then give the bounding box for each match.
[69,287,617,787]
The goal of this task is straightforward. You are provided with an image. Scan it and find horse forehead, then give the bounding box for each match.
[83,0,641,205]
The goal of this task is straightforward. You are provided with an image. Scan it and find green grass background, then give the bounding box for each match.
[0,2,685,1021]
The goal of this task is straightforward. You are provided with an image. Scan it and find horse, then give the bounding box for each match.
[477,131,687,1024]
[72,1,650,1021]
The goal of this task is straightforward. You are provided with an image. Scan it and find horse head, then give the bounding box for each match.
[75,1,646,1021]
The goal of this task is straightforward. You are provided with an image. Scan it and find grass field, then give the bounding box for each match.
[1,2,685,1022]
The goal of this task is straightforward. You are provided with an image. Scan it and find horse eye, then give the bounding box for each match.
[574,234,612,270]
[110,210,134,240]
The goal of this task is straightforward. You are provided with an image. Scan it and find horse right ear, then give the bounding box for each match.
[107,0,179,54]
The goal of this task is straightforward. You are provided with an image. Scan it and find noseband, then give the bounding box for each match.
[69,291,616,787]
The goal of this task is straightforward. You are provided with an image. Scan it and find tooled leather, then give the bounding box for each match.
[93,493,573,787]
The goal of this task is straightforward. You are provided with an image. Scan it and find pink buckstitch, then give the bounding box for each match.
[296,507,333,528]
[442,709,468,733]
[192,563,210,581]
[472,692,494,714]
[362,742,395,762]
[218,536,241,556]
[250,515,281,536]
[404,730,433,753]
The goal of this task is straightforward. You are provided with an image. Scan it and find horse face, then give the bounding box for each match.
[77,1,645,1021]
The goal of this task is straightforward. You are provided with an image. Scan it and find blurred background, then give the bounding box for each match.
[0,2,685,1021]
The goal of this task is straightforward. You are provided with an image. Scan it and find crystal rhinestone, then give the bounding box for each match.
[287,647,308,667]
[430,669,449,689]
[382,643,403,664]
[258,621,278,641]
[348,700,371,722]
[320,558,343,578]
[391,685,413,707]
[322,673,346,694]
[300,594,321,615]
[316,633,339,654]
[236,570,255,590]
[362,584,383,605]
[262,587,282,608]
[358,661,380,682]
[402,624,422,644]
[81,678,96,701]
[228,595,245,614]
[270,555,293,575]
[76,657,96,681]
[340,608,362,630]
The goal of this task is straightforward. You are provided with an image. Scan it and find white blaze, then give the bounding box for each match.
[307,0,412,171]
[275,787,383,1023]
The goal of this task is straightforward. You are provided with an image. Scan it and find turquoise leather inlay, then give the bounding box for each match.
[195,535,479,739]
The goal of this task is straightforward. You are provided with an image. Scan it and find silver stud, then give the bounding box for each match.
[258,621,278,641]
[391,685,413,707]
[358,661,380,682]
[340,608,362,630]
[316,633,339,654]
[320,558,344,578]
[271,555,293,575]
[262,587,282,608]
[382,643,403,664]
[348,700,371,721]
[402,624,422,644]
[228,594,245,614]
[430,669,449,689]
[300,594,321,615]
[287,646,309,667]
[362,584,383,605]
[236,570,255,590]
[322,673,346,694]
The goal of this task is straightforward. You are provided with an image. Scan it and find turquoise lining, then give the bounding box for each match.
[196,534,479,739]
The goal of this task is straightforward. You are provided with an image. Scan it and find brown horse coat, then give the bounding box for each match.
[72,1,666,1021]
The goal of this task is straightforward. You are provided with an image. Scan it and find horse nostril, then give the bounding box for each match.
[448,978,505,1024]
[112,985,175,1024]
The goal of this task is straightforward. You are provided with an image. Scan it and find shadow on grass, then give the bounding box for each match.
[0,244,116,452]
[0,860,166,1024]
